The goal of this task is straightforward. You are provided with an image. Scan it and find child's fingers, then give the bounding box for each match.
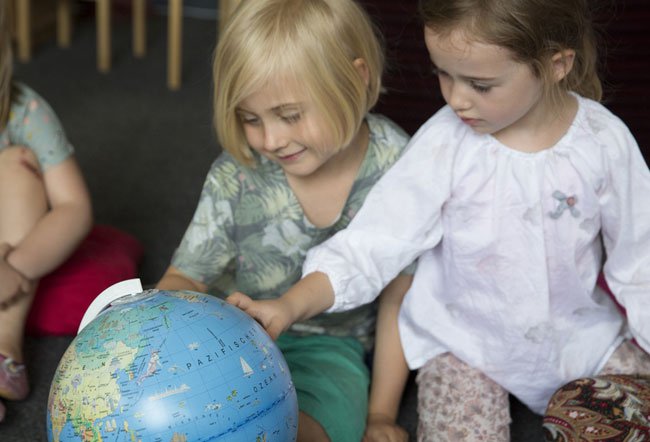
[226,291,252,309]
[20,278,31,293]
[0,289,28,311]
[0,243,11,258]
[227,292,264,322]
[227,292,284,339]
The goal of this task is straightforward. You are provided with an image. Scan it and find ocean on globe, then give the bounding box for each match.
[46,289,298,441]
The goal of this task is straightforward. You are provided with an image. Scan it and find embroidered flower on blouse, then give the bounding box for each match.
[549,191,581,219]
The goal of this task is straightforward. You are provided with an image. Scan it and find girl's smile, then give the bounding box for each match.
[276,147,308,162]
[236,79,342,178]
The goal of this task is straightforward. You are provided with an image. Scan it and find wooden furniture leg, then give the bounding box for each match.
[56,0,72,48]
[167,0,182,90]
[14,0,31,62]
[132,0,146,58]
[96,0,111,72]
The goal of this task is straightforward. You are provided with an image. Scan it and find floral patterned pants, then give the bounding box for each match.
[415,352,511,441]
[415,341,650,442]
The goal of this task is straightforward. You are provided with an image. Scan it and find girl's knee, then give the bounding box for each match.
[544,375,650,441]
[416,354,511,441]
[0,146,47,239]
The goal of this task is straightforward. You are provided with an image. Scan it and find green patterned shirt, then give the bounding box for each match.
[172,113,411,346]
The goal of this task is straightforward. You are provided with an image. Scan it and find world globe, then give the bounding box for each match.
[46,285,298,441]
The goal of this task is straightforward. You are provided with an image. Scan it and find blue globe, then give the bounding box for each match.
[46,289,298,441]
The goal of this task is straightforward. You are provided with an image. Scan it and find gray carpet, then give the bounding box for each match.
[2,11,544,442]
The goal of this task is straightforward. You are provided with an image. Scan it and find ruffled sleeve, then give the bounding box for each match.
[171,156,239,286]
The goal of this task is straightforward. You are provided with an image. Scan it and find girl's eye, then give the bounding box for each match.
[471,83,492,93]
[239,114,260,126]
[281,113,302,124]
[431,67,447,77]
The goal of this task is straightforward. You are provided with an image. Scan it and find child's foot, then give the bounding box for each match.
[0,354,29,401]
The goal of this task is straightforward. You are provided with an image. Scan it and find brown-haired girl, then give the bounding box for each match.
[230,0,650,440]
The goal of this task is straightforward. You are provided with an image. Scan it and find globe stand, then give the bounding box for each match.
[77,278,144,333]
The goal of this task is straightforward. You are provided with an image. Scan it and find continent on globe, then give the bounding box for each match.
[47,283,298,441]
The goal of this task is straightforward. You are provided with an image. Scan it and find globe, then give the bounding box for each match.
[46,288,298,441]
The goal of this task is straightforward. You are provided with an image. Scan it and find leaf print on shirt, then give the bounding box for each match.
[261,220,312,255]
[184,198,233,254]
[248,260,295,293]
[239,186,301,225]
[207,161,241,200]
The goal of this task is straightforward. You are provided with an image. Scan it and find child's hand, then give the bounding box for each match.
[227,292,294,340]
[0,243,31,310]
[363,413,409,442]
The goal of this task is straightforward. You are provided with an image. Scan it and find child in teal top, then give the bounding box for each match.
[0,3,92,422]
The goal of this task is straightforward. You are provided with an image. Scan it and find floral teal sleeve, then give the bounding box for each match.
[172,114,412,345]
[0,83,73,168]
[171,158,240,286]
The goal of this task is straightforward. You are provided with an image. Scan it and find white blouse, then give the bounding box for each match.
[303,95,650,414]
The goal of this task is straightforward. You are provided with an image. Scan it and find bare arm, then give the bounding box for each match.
[7,157,92,280]
[156,265,208,292]
[364,274,412,442]
[227,271,335,340]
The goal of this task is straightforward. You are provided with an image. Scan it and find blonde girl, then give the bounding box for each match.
[230,0,650,440]
[157,0,414,440]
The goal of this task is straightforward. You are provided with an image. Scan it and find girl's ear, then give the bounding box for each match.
[353,58,370,87]
[551,49,576,82]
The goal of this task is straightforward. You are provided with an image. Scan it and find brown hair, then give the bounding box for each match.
[418,0,602,105]
[213,0,384,166]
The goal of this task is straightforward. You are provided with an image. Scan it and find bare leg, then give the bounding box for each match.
[0,146,48,362]
[298,411,330,442]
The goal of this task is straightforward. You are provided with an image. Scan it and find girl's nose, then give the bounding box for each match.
[263,123,288,152]
[447,83,471,112]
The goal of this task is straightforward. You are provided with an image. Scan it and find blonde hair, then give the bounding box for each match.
[0,2,14,130]
[213,0,384,166]
[419,0,602,107]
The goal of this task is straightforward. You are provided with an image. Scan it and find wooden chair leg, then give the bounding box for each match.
[96,0,111,72]
[167,0,182,90]
[14,0,32,62]
[56,0,72,48]
[132,0,146,58]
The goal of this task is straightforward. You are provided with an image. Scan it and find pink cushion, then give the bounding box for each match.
[26,225,144,336]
